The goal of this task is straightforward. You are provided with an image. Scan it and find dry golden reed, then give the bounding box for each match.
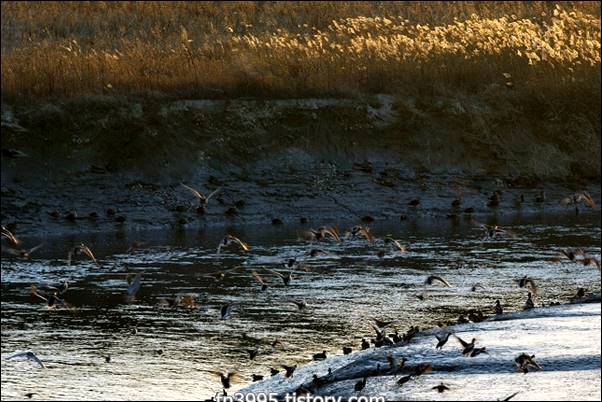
[1,1,600,101]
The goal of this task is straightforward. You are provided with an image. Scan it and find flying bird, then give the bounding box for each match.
[1,225,21,246]
[212,371,237,389]
[67,243,100,266]
[425,275,452,287]
[217,235,250,254]
[4,351,45,368]
[251,270,268,292]
[432,383,450,393]
[181,183,222,206]
[454,335,476,356]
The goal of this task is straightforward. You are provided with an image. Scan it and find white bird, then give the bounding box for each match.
[5,351,45,368]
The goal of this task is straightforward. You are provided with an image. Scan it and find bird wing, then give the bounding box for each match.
[181,184,206,201]
[27,244,44,255]
[267,269,284,278]
[430,275,452,287]
[31,285,48,302]
[501,391,520,401]
[435,332,450,342]
[230,236,250,251]
[28,353,46,368]
[453,334,469,348]
[324,227,340,242]
[360,228,375,244]
[127,274,141,297]
[392,239,407,252]
[80,244,99,265]
[5,351,30,360]
[579,192,596,208]
[205,186,222,202]
[251,270,265,285]
[1,227,20,246]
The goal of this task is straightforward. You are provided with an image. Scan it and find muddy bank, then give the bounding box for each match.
[240,299,602,401]
[1,95,600,238]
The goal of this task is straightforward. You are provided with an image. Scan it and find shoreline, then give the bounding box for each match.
[239,299,602,401]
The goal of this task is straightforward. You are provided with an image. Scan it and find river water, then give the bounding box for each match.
[1,212,600,400]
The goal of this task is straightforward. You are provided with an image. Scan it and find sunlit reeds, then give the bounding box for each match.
[1,2,600,101]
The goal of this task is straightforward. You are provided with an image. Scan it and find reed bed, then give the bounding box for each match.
[1,1,600,101]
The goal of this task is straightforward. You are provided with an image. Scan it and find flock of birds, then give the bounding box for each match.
[1,185,600,400]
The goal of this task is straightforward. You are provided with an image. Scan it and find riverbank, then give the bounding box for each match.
[240,299,601,401]
[1,95,600,239]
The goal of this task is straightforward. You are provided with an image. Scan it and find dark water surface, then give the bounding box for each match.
[1,212,600,400]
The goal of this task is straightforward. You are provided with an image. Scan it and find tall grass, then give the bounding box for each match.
[1,1,600,102]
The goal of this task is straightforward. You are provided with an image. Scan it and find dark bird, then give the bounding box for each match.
[217,235,250,253]
[343,346,352,355]
[25,393,36,399]
[361,338,370,350]
[451,198,462,208]
[524,292,535,310]
[514,353,541,372]
[212,371,237,389]
[454,335,476,356]
[397,375,413,386]
[435,332,451,349]
[495,300,503,315]
[270,368,279,376]
[247,349,259,360]
[471,283,486,292]
[252,374,264,382]
[425,275,452,287]
[282,364,296,378]
[220,303,239,319]
[408,199,420,207]
[312,351,327,361]
[105,355,111,363]
[432,383,450,393]
[487,192,500,207]
[354,377,367,392]
[535,190,546,203]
